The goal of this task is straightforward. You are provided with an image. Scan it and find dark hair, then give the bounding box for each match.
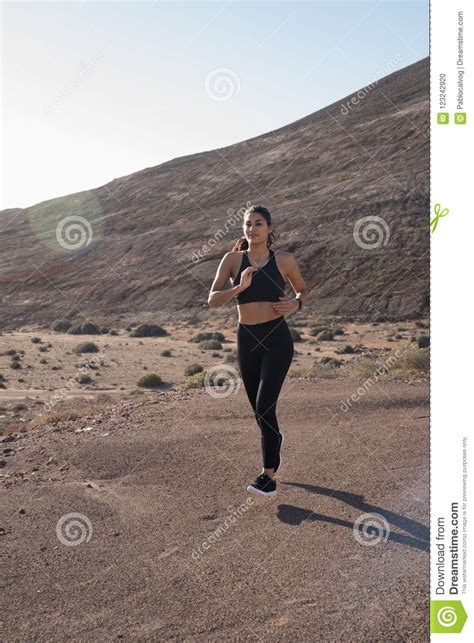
[232,205,276,251]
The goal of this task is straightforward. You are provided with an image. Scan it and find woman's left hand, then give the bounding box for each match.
[272,295,300,316]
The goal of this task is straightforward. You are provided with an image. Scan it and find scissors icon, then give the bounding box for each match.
[430,203,449,233]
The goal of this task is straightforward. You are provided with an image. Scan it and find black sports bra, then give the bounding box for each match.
[232,248,286,304]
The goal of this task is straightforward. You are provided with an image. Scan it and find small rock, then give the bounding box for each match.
[19,508,26,514]
[3,448,15,456]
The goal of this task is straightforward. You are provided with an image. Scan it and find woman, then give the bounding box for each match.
[208,205,309,497]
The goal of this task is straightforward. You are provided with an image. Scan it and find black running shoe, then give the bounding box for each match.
[273,431,284,474]
[247,473,277,497]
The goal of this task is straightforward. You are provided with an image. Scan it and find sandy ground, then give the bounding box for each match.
[1,375,429,641]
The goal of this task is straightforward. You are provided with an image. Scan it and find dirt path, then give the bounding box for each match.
[1,378,429,641]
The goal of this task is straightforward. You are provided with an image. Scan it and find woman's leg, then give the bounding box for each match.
[255,331,294,470]
[237,328,264,432]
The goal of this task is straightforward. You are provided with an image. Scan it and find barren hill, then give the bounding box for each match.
[0,58,429,330]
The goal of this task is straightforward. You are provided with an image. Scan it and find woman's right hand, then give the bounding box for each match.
[237,266,258,293]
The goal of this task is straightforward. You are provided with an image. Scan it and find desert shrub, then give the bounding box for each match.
[39,358,47,364]
[5,349,17,357]
[10,360,21,370]
[161,350,172,357]
[53,320,72,332]
[397,345,429,375]
[317,330,334,341]
[416,334,430,349]
[336,344,355,354]
[307,357,342,379]
[319,356,342,367]
[183,368,228,389]
[31,337,42,344]
[73,342,99,354]
[137,372,163,388]
[287,366,309,378]
[76,374,92,384]
[185,363,203,376]
[183,372,206,389]
[68,322,102,335]
[109,329,118,336]
[189,331,225,343]
[38,345,48,352]
[333,327,345,336]
[347,344,429,382]
[130,324,168,338]
[309,325,329,336]
[198,340,222,350]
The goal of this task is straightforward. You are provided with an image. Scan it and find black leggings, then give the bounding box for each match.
[236,315,294,469]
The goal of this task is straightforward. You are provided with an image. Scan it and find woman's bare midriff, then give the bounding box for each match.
[237,302,284,325]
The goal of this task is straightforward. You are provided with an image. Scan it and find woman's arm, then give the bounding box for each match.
[272,253,310,316]
[208,252,241,308]
[286,254,310,307]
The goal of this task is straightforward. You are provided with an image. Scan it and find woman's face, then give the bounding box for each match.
[243,214,272,242]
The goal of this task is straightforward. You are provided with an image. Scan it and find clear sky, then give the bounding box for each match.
[1,0,428,210]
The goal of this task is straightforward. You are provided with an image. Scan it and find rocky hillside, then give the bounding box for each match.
[0,57,429,330]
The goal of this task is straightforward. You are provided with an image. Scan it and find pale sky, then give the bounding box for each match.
[1,0,428,210]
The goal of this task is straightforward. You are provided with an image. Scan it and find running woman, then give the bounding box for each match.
[208,205,309,497]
